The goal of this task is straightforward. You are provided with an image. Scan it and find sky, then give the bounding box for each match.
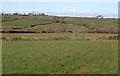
[0,0,119,2]
[1,2,118,18]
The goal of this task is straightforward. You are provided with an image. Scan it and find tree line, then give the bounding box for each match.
[1,12,46,16]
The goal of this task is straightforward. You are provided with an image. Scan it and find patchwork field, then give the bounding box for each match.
[2,16,118,34]
[2,41,118,74]
[1,15,119,74]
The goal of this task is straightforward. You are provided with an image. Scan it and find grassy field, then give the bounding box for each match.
[2,41,118,74]
[2,18,52,26]
[38,16,118,26]
[2,15,118,74]
[2,16,118,34]
[2,16,118,27]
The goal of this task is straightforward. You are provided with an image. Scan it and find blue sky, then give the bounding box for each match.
[2,2,118,18]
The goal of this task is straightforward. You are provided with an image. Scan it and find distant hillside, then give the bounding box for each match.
[1,15,119,34]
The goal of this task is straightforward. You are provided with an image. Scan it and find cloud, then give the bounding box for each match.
[9,9,45,14]
[4,8,117,18]
[47,8,117,18]
[51,8,96,14]
[47,8,97,15]
[68,8,77,12]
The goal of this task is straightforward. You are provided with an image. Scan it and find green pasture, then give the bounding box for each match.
[38,16,118,26]
[2,41,118,74]
[2,18,52,26]
[2,16,117,27]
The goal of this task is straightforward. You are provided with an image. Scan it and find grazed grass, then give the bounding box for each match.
[38,16,118,26]
[2,18,51,26]
[2,41,118,74]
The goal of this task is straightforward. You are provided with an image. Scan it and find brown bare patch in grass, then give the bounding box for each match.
[58,65,67,73]
[48,73,57,76]
[75,66,88,74]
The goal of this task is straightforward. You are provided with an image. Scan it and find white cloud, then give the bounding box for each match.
[68,8,77,12]
[45,8,118,18]
[3,8,118,18]
[10,9,44,14]
[49,8,97,14]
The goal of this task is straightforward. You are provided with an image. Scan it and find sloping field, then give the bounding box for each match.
[38,16,118,26]
[2,41,118,74]
[2,16,118,34]
[2,18,52,26]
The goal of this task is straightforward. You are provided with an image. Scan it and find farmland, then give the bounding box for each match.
[1,15,119,74]
[2,18,52,26]
[2,15,118,33]
[2,41,118,74]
